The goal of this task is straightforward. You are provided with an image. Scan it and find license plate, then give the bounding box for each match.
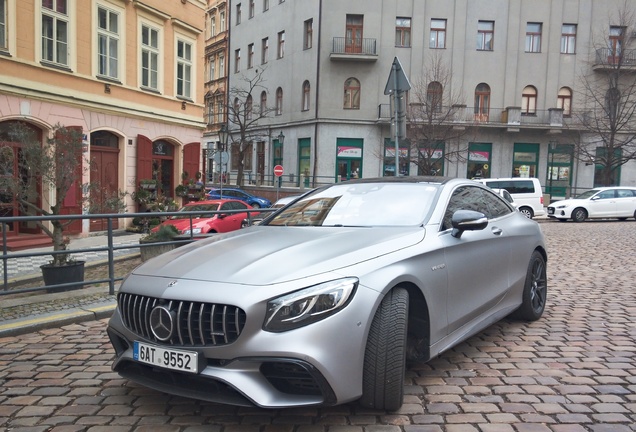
[548,208,554,214]
[133,341,198,373]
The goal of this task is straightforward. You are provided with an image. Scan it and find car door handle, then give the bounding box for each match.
[491,227,503,236]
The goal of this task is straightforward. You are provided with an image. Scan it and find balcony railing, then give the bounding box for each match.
[378,104,571,128]
[330,37,378,61]
[594,48,636,70]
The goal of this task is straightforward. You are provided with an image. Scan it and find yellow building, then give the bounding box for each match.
[0,0,206,245]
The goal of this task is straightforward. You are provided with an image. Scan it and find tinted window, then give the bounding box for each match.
[484,180,535,194]
[443,186,512,230]
[616,189,636,198]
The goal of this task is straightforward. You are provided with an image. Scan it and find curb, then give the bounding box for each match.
[0,302,116,338]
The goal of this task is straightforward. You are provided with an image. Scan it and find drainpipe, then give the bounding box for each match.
[311,0,322,188]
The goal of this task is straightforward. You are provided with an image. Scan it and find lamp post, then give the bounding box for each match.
[218,125,229,197]
[277,131,285,188]
[549,141,557,199]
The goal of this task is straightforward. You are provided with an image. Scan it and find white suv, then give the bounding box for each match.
[474,177,545,219]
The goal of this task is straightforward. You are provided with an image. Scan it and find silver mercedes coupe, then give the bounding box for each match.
[107,177,547,411]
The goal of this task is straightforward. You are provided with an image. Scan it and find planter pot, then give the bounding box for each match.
[40,261,86,292]
[139,240,176,262]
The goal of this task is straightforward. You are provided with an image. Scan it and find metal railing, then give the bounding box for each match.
[331,37,377,56]
[1,208,268,296]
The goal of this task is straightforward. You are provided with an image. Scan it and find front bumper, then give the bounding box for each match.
[106,276,380,408]
[547,206,571,219]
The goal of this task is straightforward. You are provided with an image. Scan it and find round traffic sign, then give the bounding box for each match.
[274,165,284,177]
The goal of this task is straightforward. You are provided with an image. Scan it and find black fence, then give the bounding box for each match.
[1,208,270,296]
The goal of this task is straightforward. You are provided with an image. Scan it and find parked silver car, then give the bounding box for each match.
[107,177,547,411]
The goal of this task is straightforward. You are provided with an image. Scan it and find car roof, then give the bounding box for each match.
[338,176,455,185]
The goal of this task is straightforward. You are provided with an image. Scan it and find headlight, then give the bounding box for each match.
[183,228,203,235]
[264,277,358,332]
[556,204,569,209]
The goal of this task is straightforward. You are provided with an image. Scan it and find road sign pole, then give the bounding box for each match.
[393,62,400,176]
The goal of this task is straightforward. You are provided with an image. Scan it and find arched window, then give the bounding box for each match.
[246,94,253,120]
[260,91,267,115]
[427,81,443,113]
[557,87,572,116]
[474,83,490,121]
[302,80,311,111]
[275,87,283,115]
[522,85,537,115]
[344,77,360,109]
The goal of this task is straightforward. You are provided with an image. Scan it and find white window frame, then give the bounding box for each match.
[97,5,120,79]
[219,53,225,78]
[140,22,160,90]
[220,11,226,32]
[176,37,194,99]
[277,31,285,59]
[208,55,215,81]
[40,0,73,67]
[210,14,216,37]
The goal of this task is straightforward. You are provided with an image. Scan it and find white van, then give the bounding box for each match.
[475,177,545,218]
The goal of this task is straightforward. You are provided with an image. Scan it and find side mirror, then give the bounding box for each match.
[451,210,488,238]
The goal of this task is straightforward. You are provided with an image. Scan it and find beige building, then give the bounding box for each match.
[227,0,636,196]
[0,0,207,246]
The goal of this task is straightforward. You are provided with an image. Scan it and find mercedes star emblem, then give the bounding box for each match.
[149,306,174,341]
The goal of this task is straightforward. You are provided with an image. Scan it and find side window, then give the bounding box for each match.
[443,186,488,230]
[617,189,635,198]
[597,190,615,199]
[483,189,513,219]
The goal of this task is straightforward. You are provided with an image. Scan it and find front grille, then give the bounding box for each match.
[118,293,246,347]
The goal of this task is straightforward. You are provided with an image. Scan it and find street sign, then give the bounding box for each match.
[213,151,229,164]
[274,165,284,177]
[384,57,411,95]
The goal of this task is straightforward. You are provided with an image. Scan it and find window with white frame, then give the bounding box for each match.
[275,87,283,115]
[277,31,285,58]
[216,99,224,123]
[234,48,240,73]
[141,24,159,90]
[395,17,411,47]
[430,19,446,49]
[210,14,216,37]
[247,43,254,68]
[218,54,225,77]
[525,22,542,53]
[176,39,192,98]
[477,20,493,51]
[261,37,268,64]
[41,0,69,66]
[220,11,225,31]
[557,87,572,116]
[521,85,537,115]
[344,77,360,109]
[302,80,310,111]
[97,6,119,79]
[1,0,7,51]
[208,55,215,81]
[561,24,576,54]
[304,19,313,50]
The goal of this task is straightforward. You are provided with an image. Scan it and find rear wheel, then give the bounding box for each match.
[518,207,534,219]
[510,250,547,321]
[360,288,408,411]
[572,207,587,222]
[251,203,261,209]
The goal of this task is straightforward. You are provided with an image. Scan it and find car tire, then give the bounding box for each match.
[518,207,534,219]
[251,203,261,209]
[572,207,587,222]
[510,250,547,321]
[360,287,408,411]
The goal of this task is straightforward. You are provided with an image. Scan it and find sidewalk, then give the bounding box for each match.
[0,232,143,337]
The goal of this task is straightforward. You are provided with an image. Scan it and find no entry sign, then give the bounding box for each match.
[274,165,284,177]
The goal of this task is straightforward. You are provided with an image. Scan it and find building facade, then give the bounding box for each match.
[0,0,207,244]
[227,0,636,197]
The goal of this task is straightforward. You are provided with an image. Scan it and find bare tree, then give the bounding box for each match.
[400,53,473,176]
[226,68,277,186]
[573,2,636,186]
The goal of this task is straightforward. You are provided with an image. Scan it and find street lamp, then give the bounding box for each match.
[277,130,285,145]
[549,140,557,199]
[218,125,229,196]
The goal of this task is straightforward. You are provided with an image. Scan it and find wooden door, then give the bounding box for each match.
[90,148,119,231]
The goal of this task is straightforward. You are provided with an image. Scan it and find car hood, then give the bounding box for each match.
[549,198,584,207]
[133,226,426,285]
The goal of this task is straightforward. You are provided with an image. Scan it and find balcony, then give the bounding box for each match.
[593,48,636,72]
[378,105,574,132]
[330,37,378,62]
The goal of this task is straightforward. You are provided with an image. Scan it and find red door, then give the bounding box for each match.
[90,148,120,231]
[345,15,363,53]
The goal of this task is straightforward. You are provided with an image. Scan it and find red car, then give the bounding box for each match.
[152,199,252,236]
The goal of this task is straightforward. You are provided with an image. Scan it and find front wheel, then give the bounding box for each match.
[360,287,408,411]
[251,203,261,209]
[518,207,534,219]
[572,207,587,222]
[510,250,547,321]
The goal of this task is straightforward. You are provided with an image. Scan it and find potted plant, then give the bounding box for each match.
[139,224,179,262]
[175,184,188,197]
[0,123,126,290]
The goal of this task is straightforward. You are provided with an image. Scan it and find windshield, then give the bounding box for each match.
[267,182,439,227]
[575,189,600,200]
[172,204,219,219]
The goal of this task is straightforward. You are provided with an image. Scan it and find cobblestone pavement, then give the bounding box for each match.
[0,220,635,432]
